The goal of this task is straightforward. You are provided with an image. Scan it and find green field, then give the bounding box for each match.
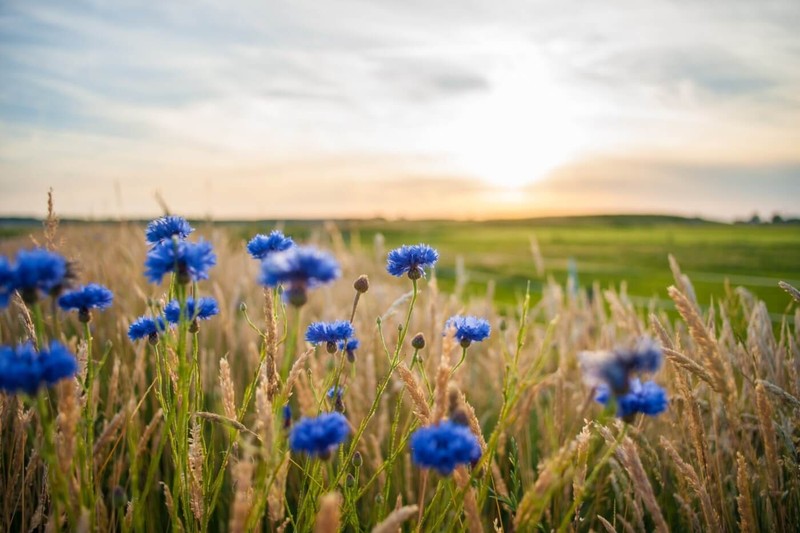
[232,215,800,321]
[4,215,799,319]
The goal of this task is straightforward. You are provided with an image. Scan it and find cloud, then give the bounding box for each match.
[1,0,799,218]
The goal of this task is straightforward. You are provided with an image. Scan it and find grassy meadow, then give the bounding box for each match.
[0,215,799,532]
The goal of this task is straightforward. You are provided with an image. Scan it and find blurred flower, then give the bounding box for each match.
[246,230,294,260]
[13,248,69,303]
[410,420,481,475]
[446,315,491,348]
[58,283,114,322]
[259,246,340,306]
[338,338,359,362]
[579,337,663,394]
[289,412,350,459]
[145,216,194,246]
[164,297,219,324]
[0,341,78,395]
[128,315,166,343]
[144,239,216,285]
[306,321,355,353]
[596,378,668,418]
[386,244,439,279]
[0,256,14,309]
[327,385,345,401]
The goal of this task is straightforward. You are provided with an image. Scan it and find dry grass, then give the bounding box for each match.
[0,220,798,532]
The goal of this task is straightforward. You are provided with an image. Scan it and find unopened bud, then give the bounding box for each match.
[411,333,426,350]
[352,451,363,468]
[353,275,369,293]
[239,301,247,313]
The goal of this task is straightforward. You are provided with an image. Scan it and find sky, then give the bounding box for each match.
[1,0,799,220]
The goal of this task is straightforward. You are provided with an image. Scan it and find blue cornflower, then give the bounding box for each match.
[58,284,114,322]
[128,315,166,344]
[13,248,69,303]
[327,386,345,401]
[446,315,491,348]
[164,297,219,324]
[0,341,78,396]
[338,338,359,362]
[386,244,439,279]
[410,420,482,475]
[259,246,340,306]
[289,412,350,459]
[145,216,194,246]
[306,321,355,353]
[144,239,216,285]
[0,256,14,309]
[596,378,668,419]
[247,230,294,260]
[579,337,663,394]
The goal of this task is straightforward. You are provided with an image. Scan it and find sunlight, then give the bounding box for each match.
[444,52,585,190]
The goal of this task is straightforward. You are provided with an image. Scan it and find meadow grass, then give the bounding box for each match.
[0,217,798,532]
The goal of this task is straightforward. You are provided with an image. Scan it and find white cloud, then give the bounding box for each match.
[1,0,798,218]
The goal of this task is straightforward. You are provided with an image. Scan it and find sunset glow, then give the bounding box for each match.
[1,1,798,219]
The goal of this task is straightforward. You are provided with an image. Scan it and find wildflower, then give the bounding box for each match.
[446,315,491,348]
[596,378,668,419]
[128,315,166,344]
[259,246,340,306]
[338,338,359,362]
[327,385,346,412]
[386,244,439,280]
[0,257,14,309]
[327,385,345,401]
[246,230,294,260]
[0,341,78,395]
[306,321,354,354]
[144,239,216,285]
[410,420,481,475]
[58,283,114,322]
[13,248,69,303]
[579,337,663,394]
[288,412,350,459]
[164,297,219,324]
[145,216,194,246]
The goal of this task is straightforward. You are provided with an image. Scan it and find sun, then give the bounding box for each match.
[442,53,585,190]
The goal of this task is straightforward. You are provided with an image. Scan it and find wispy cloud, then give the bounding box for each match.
[1,0,798,218]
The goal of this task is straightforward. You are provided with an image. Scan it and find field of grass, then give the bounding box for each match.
[233,216,800,318]
[0,216,798,532]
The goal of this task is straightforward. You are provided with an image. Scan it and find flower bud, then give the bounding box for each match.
[411,333,426,350]
[353,275,369,293]
[352,451,363,468]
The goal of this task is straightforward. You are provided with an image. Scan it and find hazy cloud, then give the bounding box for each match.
[1,0,799,218]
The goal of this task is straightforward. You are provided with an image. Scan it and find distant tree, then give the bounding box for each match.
[748,213,762,225]
[772,213,784,224]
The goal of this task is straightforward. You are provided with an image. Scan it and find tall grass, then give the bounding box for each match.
[0,219,798,532]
